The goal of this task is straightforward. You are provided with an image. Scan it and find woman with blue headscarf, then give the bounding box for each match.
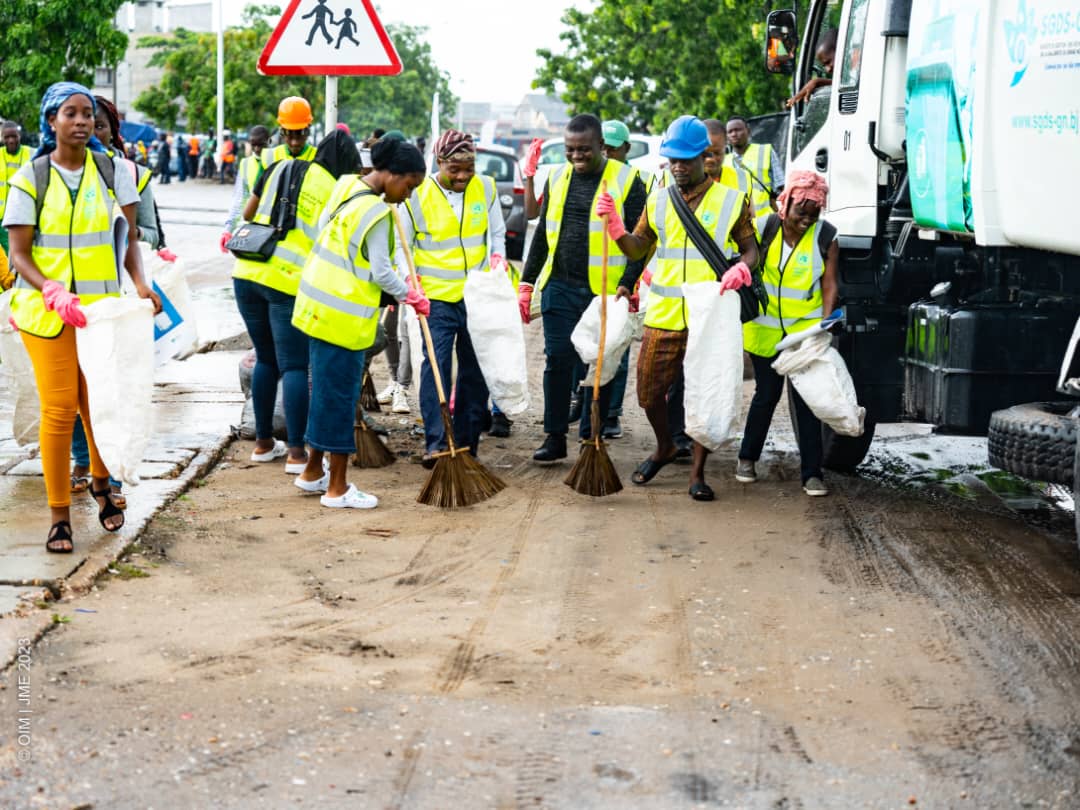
[2,82,161,553]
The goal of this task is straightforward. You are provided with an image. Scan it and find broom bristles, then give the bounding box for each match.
[353,420,395,468]
[564,441,623,496]
[418,449,506,508]
[360,373,381,412]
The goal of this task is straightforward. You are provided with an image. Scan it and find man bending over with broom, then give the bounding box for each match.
[397,130,506,468]
[598,115,758,501]
[517,114,647,464]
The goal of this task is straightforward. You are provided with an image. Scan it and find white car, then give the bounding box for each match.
[531,134,664,193]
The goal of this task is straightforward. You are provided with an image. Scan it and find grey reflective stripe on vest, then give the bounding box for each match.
[296,217,321,241]
[272,242,307,268]
[75,279,121,295]
[407,188,430,236]
[298,278,377,319]
[713,188,739,260]
[255,165,285,220]
[764,282,816,302]
[756,145,768,185]
[14,275,35,290]
[346,205,390,266]
[655,192,669,250]
[34,230,112,249]
[649,281,683,298]
[415,233,487,252]
[588,254,626,268]
[417,265,465,280]
[312,242,372,282]
[611,161,632,193]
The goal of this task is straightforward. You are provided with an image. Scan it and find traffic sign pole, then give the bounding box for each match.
[325,76,338,133]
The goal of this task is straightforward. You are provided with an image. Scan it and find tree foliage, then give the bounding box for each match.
[135,5,456,137]
[533,0,791,133]
[0,0,128,131]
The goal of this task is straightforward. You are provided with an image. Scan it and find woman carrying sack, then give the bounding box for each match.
[737,170,839,497]
[231,129,362,474]
[3,82,161,553]
[291,138,431,509]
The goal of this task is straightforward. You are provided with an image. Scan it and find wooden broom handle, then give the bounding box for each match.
[390,206,449,408]
[594,180,609,394]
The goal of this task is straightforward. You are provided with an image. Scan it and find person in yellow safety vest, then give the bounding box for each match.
[232,129,358,475]
[517,114,648,464]
[737,170,839,498]
[703,119,752,200]
[396,129,507,467]
[220,125,270,252]
[600,115,759,502]
[2,82,161,554]
[291,138,430,509]
[0,121,33,253]
[724,115,784,216]
[263,96,317,169]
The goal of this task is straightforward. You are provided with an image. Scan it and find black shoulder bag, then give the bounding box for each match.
[226,160,307,262]
[667,186,767,323]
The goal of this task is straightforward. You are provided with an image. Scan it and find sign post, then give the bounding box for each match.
[258,0,402,133]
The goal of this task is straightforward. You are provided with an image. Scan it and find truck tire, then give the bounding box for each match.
[1074,440,1080,555]
[987,402,1078,486]
[787,388,876,472]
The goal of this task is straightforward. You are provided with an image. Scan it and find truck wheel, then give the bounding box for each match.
[787,388,876,472]
[987,402,1078,486]
[1074,439,1080,555]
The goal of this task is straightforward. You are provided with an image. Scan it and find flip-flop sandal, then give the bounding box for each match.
[632,453,677,485]
[46,520,74,554]
[91,486,125,533]
[688,482,715,502]
[70,473,90,493]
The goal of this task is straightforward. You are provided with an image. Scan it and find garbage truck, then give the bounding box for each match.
[764,0,1080,537]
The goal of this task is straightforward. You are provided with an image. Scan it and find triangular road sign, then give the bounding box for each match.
[258,0,402,76]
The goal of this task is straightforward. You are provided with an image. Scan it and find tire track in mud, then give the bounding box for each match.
[385,730,426,810]
[433,467,556,694]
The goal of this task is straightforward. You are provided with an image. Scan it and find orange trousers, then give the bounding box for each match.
[20,326,108,508]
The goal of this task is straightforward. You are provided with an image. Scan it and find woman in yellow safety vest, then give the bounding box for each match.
[737,170,839,497]
[2,82,161,553]
[290,138,430,509]
[231,129,361,475]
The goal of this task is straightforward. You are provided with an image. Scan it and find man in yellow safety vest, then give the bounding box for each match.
[220,124,270,252]
[724,115,784,216]
[0,121,33,253]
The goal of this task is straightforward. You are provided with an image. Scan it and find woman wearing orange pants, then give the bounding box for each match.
[3,82,160,552]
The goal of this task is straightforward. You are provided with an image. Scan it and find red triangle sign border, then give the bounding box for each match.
[257,0,403,76]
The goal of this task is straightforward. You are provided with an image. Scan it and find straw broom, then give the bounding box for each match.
[360,370,381,412]
[390,207,506,507]
[352,401,395,468]
[565,182,623,496]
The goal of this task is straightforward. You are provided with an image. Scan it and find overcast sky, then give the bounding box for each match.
[217,0,581,106]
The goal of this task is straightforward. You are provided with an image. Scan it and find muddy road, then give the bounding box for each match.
[2,369,1079,808]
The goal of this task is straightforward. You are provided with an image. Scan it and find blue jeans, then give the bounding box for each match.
[606,347,631,419]
[233,277,310,449]
[419,299,489,455]
[541,280,612,440]
[306,337,365,454]
[71,416,120,489]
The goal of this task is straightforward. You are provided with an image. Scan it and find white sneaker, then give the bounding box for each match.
[391,386,411,414]
[294,471,330,493]
[251,439,287,462]
[376,382,398,405]
[802,476,830,497]
[284,456,329,475]
[320,483,378,509]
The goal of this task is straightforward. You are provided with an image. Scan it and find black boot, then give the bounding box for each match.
[567,393,583,423]
[532,433,567,463]
[489,412,512,438]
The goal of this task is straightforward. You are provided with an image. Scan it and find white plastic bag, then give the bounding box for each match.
[152,258,198,364]
[464,268,530,415]
[76,297,156,485]
[772,331,865,436]
[0,290,41,446]
[571,294,634,388]
[682,283,744,450]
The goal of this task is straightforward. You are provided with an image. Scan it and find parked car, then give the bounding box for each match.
[429,143,526,261]
[531,133,665,194]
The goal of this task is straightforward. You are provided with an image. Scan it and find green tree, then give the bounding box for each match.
[0,0,128,131]
[135,5,456,138]
[533,0,790,132]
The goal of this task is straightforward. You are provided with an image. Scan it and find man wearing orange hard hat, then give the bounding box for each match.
[262,96,316,168]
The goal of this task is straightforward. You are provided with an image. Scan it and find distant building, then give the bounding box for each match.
[91,1,214,125]
[513,94,570,135]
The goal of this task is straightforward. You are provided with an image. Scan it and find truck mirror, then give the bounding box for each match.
[766,9,798,76]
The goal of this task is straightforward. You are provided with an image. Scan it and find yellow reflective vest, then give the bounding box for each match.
[10,152,121,337]
[0,144,33,221]
[535,159,634,295]
[234,160,336,296]
[724,143,775,216]
[262,142,315,169]
[292,184,389,351]
[742,218,826,357]
[644,182,747,332]
[403,174,496,303]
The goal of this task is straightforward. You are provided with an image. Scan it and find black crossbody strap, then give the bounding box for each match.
[666,185,730,279]
[327,188,376,224]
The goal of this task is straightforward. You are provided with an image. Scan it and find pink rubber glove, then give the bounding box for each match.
[719,261,752,292]
[41,280,87,328]
[490,253,506,273]
[517,283,533,325]
[404,287,430,318]
[8,317,18,332]
[522,138,542,179]
[641,268,654,288]
[219,232,232,253]
[628,293,640,313]
[595,192,626,240]
[157,247,178,262]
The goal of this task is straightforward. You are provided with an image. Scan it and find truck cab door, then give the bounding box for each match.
[787,1,843,183]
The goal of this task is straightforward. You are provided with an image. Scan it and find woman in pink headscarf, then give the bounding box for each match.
[736,169,840,497]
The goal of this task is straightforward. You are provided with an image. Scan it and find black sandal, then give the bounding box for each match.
[688,482,715,502]
[631,453,678,485]
[91,486,125,533]
[46,521,74,554]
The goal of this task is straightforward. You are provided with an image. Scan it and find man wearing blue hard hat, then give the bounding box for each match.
[597,115,759,501]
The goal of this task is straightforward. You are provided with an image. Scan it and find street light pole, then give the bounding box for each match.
[215,0,224,152]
